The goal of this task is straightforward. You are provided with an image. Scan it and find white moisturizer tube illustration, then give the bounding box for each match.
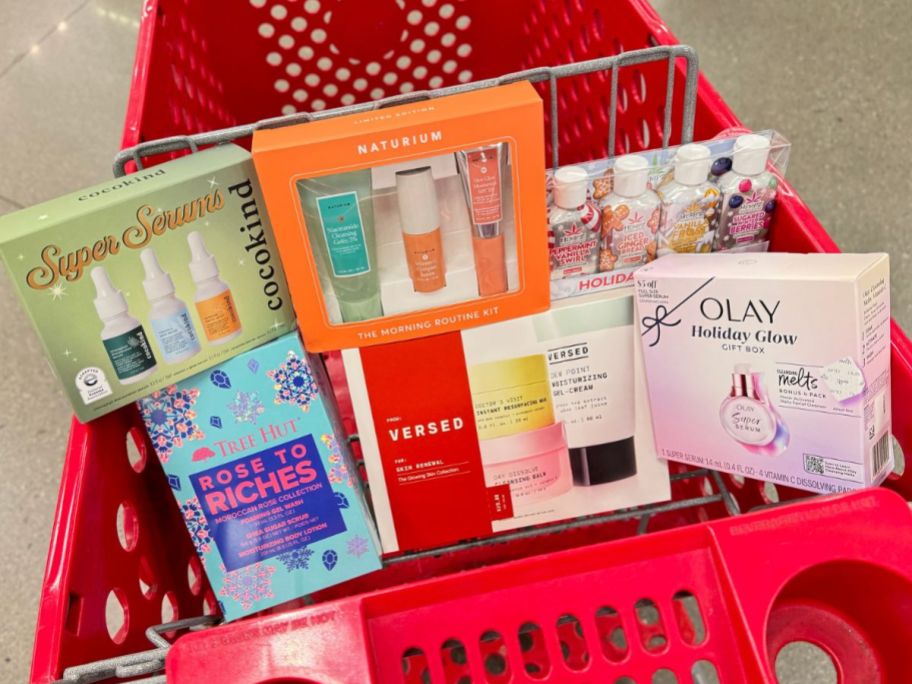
[141,248,201,363]
[534,295,637,484]
[91,266,158,384]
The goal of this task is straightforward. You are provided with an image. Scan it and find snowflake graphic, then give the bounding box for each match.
[210,369,232,389]
[322,434,353,487]
[138,386,204,462]
[329,464,353,487]
[267,350,319,411]
[227,391,265,424]
[181,497,212,556]
[219,563,275,610]
[321,434,341,456]
[277,546,314,571]
[49,282,67,301]
[347,535,369,558]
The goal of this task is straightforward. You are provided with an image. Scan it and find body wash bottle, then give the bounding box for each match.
[455,144,509,296]
[141,249,200,363]
[91,266,157,384]
[396,167,446,293]
[598,154,661,271]
[548,165,600,280]
[657,143,720,255]
[720,364,789,457]
[296,170,383,321]
[187,231,242,345]
[713,134,778,251]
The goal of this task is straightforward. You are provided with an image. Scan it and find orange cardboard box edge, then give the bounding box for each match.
[253,81,549,352]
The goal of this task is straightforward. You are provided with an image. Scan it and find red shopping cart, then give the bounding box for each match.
[29,0,912,682]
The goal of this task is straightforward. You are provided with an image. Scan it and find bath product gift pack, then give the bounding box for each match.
[139,332,381,621]
[635,253,892,494]
[252,81,550,352]
[0,144,294,422]
[341,288,670,554]
[547,131,791,301]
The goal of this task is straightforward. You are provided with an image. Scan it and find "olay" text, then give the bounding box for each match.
[700,297,780,324]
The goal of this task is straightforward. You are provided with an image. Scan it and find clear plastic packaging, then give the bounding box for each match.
[295,148,521,324]
[252,81,549,352]
[546,130,791,301]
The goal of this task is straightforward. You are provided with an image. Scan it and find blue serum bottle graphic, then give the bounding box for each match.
[141,248,201,363]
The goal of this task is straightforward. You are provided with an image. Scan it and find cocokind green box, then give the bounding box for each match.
[0,144,294,422]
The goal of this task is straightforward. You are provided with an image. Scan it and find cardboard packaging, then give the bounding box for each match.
[341,288,670,554]
[252,81,549,352]
[635,253,892,494]
[0,145,295,422]
[139,332,381,621]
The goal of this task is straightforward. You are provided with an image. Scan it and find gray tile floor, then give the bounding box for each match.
[0,0,908,681]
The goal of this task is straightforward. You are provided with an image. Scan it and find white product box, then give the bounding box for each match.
[341,288,670,554]
[635,252,892,494]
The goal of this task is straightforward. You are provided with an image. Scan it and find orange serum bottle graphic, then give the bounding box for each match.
[187,231,242,344]
[395,167,446,293]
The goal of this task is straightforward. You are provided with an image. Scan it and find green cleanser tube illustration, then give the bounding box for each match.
[296,170,383,322]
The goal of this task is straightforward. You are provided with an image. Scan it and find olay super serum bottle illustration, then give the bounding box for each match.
[456,144,509,296]
[712,134,778,251]
[657,143,720,255]
[91,266,157,384]
[141,249,201,363]
[396,167,446,293]
[548,165,600,280]
[187,231,242,344]
[599,154,661,271]
[720,364,790,457]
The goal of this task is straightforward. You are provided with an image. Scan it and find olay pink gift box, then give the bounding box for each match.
[635,253,892,494]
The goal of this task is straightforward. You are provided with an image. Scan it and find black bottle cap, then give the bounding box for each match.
[569,437,637,485]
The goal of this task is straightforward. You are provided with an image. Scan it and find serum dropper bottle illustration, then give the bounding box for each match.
[187,231,242,345]
[91,266,158,384]
[720,364,790,457]
[140,248,201,363]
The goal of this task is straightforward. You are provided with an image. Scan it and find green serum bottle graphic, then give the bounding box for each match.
[91,266,158,384]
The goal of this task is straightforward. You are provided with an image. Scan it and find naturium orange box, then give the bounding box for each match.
[252,81,549,352]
